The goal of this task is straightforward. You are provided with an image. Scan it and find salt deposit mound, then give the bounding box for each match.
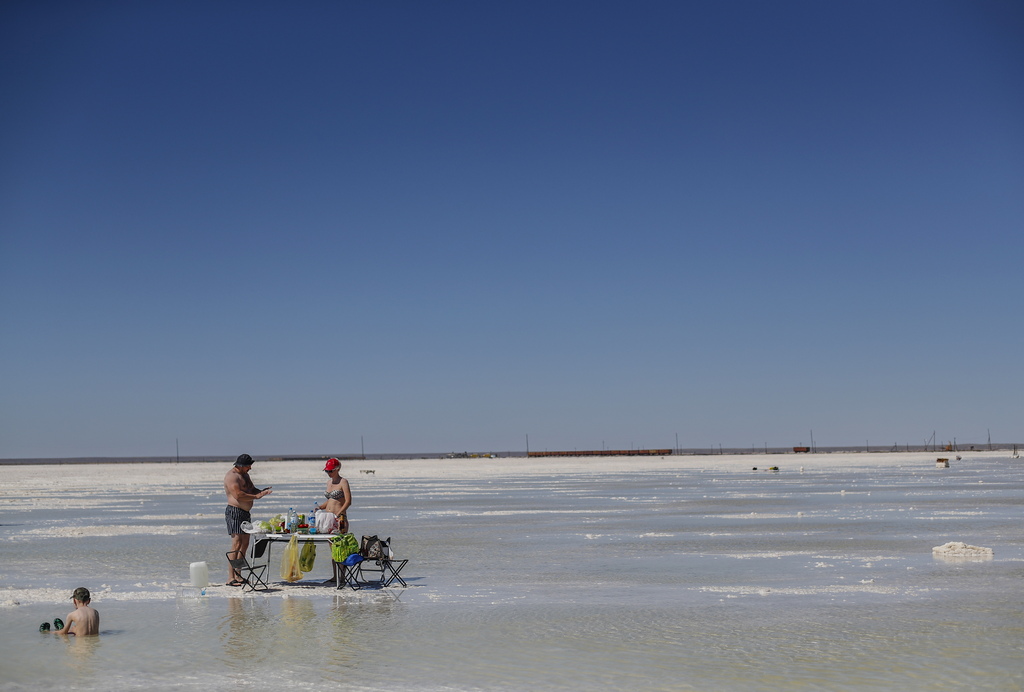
[932,541,994,560]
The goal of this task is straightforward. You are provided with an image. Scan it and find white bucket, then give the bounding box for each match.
[189,561,209,588]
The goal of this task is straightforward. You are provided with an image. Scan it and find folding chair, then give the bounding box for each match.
[248,537,271,568]
[375,557,409,587]
[333,553,365,590]
[351,556,408,587]
[227,541,271,592]
[356,537,409,588]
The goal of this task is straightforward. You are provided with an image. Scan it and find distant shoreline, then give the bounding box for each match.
[1,443,1019,466]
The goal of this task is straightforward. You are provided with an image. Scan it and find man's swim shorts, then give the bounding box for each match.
[225,505,251,536]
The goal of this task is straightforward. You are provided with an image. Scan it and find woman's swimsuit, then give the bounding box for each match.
[325,486,347,519]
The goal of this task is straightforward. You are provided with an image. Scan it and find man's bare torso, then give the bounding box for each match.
[224,468,259,511]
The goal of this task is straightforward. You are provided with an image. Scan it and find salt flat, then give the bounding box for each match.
[1,451,1021,690]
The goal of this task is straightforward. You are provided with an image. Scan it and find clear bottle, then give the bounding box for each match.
[287,508,296,533]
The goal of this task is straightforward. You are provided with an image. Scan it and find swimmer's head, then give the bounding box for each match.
[72,587,91,603]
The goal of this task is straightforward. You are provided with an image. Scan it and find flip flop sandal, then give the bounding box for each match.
[53,618,64,630]
[227,580,245,587]
[39,622,50,632]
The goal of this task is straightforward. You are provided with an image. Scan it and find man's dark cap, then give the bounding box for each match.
[235,453,254,467]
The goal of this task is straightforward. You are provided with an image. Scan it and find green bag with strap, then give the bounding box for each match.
[330,533,359,562]
[299,537,316,572]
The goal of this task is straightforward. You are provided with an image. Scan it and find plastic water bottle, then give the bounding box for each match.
[287,508,295,533]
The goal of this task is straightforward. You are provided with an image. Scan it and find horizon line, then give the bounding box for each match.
[2,441,1019,464]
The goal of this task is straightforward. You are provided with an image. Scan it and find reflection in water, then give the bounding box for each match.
[218,597,276,674]
[61,632,102,677]
[280,595,316,634]
[322,593,407,677]
[322,596,358,674]
[209,595,409,683]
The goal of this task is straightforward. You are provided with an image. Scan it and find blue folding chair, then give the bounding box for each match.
[334,553,365,590]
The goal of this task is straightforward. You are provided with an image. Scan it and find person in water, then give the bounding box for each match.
[224,453,272,586]
[52,587,99,636]
[318,458,351,533]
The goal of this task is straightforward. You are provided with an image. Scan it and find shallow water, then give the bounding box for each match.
[2,456,1023,690]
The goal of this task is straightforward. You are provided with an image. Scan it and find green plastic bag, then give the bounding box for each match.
[280,534,303,582]
[299,538,316,572]
[330,533,359,562]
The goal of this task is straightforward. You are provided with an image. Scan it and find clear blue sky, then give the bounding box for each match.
[2,1,1021,458]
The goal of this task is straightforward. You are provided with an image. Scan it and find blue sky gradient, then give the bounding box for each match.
[2,1,1022,458]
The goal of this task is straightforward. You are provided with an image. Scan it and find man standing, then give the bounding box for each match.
[224,453,272,586]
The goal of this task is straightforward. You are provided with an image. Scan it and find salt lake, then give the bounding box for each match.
[1,452,1021,690]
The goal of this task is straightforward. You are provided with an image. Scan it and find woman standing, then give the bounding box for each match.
[319,458,351,533]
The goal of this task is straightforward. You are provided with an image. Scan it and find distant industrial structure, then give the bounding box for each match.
[528,449,673,458]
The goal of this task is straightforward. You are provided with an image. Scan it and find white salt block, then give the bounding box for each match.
[932,541,994,559]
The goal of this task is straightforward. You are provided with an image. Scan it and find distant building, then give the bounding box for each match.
[528,449,672,458]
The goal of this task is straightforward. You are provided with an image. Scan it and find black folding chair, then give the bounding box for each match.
[226,541,271,592]
[355,537,409,588]
[379,557,409,587]
[351,556,408,587]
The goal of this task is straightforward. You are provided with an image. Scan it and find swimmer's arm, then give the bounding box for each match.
[54,611,76,635]
[227,474,272,501]
[241,472,272,497]
[241,478,272,499]
[241,476,271,497]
